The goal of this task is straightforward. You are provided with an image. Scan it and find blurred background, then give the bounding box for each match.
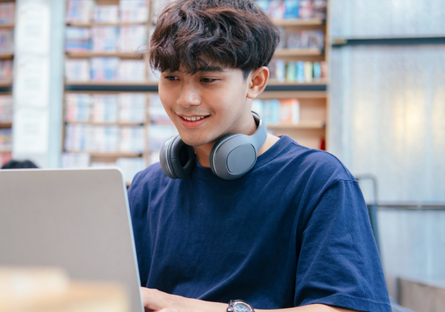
[0,0,444,311]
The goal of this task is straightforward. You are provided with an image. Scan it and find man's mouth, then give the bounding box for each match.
[180,115,210,122]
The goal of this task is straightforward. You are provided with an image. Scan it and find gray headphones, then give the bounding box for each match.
[160,111,267,180]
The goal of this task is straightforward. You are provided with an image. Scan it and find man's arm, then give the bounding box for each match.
[140,287,357,312]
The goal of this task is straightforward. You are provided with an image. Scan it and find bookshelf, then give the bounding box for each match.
[0,0,14,167]
[258,0,329,151]
[62,0,155,184]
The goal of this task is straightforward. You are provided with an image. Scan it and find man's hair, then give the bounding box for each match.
[1,159,38,169]
[149,0,280,79]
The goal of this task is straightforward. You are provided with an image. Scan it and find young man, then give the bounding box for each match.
[128,0,391,311]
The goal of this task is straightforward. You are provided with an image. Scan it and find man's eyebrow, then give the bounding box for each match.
[196,66,225,73]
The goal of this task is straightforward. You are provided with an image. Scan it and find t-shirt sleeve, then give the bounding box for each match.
[127,170,151,287]
[294,179,391,312]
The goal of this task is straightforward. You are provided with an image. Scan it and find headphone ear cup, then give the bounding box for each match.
[209,134,248,180]
[160,135,195,179]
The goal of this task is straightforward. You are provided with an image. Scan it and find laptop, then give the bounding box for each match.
[0,168,144,312]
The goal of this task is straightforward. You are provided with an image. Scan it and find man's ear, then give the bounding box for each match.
[247,66,269,99]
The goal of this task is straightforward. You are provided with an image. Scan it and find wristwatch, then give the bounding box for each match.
[227,300,255,312]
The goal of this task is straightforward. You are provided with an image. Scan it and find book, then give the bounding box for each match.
[148,123,178,155]
[149,95,171,124]
[0,29,13,54]
[65,27,91,52]
[279,99,300,124]
[0,60,12,81]
[286,30,324,49]
[262,100,280,124]
[94,5,119,23]
[118,25,146,52]
[299,0,314,19]
[151,0,172,24]
[0,128,12,151]
[286,61,296,82]
[65,59,90,81]
[92,94,119,123]
[116,157,146,184]
[268,1,286,19]
[62,153,91,168]
[284,0,300,19]
[66,0,94,24]
[117,60,145,81]
[91,26,119,52]
[313,62,321,80]
[0,2,15,25]
[252,99,264,117]
[65,124,145,154]
[304,61,313,82]
[255,0,326,19]
[90,57,119,81]
[62,153,146,184]
[0,95,12,122]
[296,61,305,82]
[320,61,328,79]
[65,93,92,122]
[0,152,11,166]
[118,93,146,123]
[120,126,145,153]
[120,0,149,23]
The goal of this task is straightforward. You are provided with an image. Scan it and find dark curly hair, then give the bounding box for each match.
[149,0,280,79]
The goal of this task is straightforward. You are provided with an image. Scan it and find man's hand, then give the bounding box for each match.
[140,287,226,312]
[140,287,357,312]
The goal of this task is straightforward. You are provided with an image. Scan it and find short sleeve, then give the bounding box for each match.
[128,170,151,286]
[294,180,391,312]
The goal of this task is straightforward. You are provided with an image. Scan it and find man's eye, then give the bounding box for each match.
[202,78,216,83]
[165,76,177,81]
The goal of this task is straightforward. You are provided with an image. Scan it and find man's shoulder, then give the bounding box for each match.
[273,136,355,182]
[129,162,168,193]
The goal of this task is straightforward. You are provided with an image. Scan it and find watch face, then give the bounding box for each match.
[234,302,251,312]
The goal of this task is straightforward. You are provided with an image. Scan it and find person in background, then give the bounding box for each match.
[1,160,39,169]
[128,1,391,311]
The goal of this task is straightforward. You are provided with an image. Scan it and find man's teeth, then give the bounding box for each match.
[183,116,206,121]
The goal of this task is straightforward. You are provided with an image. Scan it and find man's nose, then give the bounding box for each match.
[177,82,201,107]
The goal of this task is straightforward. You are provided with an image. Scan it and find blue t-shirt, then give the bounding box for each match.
[128,136,391,311]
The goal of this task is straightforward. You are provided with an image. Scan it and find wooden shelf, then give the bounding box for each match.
[267,121,325,130]
[274,49,322,57]
[272,18,325,27]
[65,51,142,58]
[66,80,158,86]
[267,79,328,86]
[0,53,13,59]
[65,151,143,158]
[259,91,328,99]
[0,122,12,128]
[67,22,146,27]
[66,121,144,127]
[0,23,14,29]
[0,80,12,87]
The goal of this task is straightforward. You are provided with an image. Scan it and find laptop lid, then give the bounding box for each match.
[0,168,144,312]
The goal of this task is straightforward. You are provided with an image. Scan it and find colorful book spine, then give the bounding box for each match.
[0,2,15,25]
[250,99,300,125]
[0,95,12,122]
[0,128,12,150]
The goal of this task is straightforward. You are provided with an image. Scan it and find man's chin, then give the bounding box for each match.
[180,136,215,148]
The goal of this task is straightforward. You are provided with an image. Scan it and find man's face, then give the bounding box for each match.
[158,65,253,148]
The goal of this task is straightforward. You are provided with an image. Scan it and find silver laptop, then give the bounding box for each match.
[0,168,144,312]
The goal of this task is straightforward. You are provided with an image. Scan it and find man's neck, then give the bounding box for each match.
[194,118,279,168]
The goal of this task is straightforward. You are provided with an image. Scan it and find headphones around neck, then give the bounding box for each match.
[160,111,267,180]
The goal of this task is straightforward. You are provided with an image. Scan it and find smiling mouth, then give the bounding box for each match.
[180,115,210,122]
